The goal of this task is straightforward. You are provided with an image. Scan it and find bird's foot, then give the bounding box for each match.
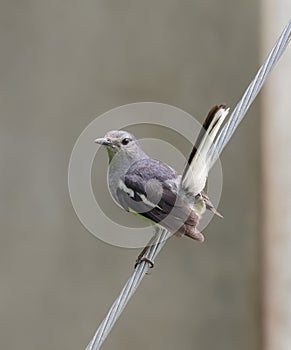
[134,256,155,269]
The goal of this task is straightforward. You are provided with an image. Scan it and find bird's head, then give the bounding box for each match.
[95,130,142,161]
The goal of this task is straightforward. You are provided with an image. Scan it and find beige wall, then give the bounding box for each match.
[261,3,291,350]
[0,1,262,349]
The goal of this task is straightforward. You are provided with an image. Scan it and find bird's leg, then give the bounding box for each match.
[134,231,158,269]
[134,256,154,269]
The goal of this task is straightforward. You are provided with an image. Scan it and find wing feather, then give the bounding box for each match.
[116,159,201,238]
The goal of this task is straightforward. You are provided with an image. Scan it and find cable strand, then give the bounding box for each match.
[208,20,291,167]
[85,228,171,350]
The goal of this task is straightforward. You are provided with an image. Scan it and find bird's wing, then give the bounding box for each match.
[181,105,229,195]
[116,158,200,237]
[117,158,179,214]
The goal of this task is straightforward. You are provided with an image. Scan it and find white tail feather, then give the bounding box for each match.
[181,106,229,195]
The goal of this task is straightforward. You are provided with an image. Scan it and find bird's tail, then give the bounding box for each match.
[181,104,229,195]
[174,209,205,242]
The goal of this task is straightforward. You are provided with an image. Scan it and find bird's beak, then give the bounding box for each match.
[94,138,112,146]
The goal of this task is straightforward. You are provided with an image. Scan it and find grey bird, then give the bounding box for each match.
[95,105,229,262]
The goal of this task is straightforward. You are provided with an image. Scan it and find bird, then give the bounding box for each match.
[95,105,229,266]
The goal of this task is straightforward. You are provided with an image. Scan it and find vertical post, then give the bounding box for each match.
[261,8,291,350]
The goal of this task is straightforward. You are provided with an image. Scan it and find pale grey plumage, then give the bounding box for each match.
[95,105,228,241]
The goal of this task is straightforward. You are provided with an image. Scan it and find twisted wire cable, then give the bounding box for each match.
[85,228,171,350]
[85,21,291,350]
[208,20,291,167]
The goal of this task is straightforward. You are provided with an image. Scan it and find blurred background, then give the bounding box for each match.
[0,1,290,349]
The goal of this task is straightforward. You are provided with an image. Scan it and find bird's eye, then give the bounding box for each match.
[121,138,131,145]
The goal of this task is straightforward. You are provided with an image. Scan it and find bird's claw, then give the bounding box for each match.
[134,257,155,269]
